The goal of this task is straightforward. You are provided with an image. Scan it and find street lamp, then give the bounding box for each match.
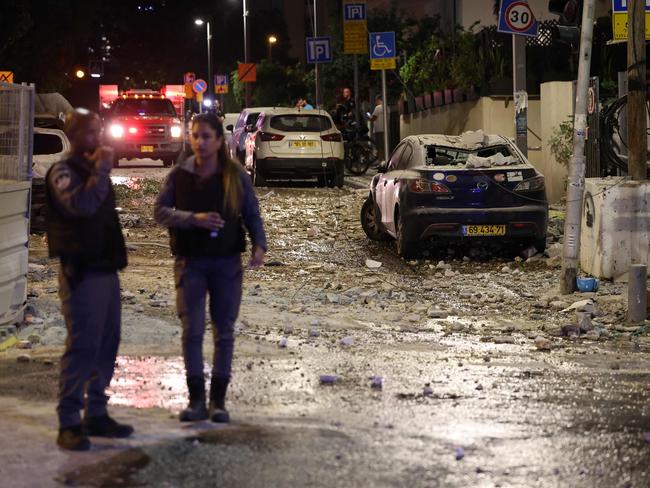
[75,69,85,79]
[267,35,277,61]
[194,17,213,105]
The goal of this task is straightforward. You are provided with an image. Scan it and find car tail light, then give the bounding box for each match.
[514,175,545,192]
[109,124,124,138]
[321,133,342,142]
[409,179,451,193]
[259,132,284,141]
[170,125,182,138]
[128,127,138,134]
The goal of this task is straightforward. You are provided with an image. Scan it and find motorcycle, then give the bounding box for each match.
[338,113,379,176]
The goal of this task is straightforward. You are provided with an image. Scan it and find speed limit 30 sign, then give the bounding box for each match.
[498,0,539,37]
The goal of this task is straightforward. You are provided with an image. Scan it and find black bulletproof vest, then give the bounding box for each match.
[170,168,246,257]
[45,157,127,271]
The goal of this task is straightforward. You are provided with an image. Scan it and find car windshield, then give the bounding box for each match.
[424,144,517,166]
[112,98,176,117]
[270,115,332,132]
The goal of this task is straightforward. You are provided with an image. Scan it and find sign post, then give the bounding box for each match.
[498,0,539,157]
[192,78,208,111]
[306,36,332,108]
[369,31,396,161]
[343,2,368,122]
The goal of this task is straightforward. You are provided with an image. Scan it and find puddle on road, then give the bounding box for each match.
[109,356,187,411]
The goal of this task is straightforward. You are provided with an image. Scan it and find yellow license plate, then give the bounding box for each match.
[290,141,315,148]
[140,145,154,153]
[463,225,506,236]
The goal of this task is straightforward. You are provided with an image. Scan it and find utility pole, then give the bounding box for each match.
[512,35,528,158]
[243,0,251,108]
[560,0,595,294]
[627,0,647,181]
[206,20,213,104]
[314,0,320,108]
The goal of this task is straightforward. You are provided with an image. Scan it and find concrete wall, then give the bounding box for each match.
[399,82,575,203]
[540,81,574,203]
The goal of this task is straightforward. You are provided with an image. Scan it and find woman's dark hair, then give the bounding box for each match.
[191,113,242,215]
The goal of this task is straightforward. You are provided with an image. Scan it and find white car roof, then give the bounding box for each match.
[260,107,332,118]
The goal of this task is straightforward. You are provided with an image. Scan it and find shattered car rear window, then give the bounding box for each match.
[425,145,517,166]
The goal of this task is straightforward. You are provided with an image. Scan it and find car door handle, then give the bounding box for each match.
[383,180,387,186]
[393,178,398,183]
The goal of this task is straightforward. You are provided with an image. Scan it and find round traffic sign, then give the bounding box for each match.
[587,87,596,115]
[505,1,535,32]
[192,78,207,94]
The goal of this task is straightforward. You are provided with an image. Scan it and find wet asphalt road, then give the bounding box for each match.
[1,158,649,487]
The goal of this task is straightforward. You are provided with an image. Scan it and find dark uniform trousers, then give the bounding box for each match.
[57,269,121,428]
[174,255,243,380]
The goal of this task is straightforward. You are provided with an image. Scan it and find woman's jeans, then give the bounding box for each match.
[174,255,243,380]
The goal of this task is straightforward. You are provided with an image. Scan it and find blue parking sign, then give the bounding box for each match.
[369,32,395,60]
[344,3,366,21]
[306,37,332,63]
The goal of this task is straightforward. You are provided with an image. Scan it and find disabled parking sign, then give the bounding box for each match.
[369,31,396,70]
[497,0,539,37]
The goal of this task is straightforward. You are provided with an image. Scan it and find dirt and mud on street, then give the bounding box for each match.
[2,160,649,488]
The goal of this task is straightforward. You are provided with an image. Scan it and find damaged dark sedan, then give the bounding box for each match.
[360,132,548,258]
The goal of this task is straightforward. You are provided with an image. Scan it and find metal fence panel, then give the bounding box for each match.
[0,82,34,181]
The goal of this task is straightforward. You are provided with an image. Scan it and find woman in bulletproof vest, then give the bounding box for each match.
[154,112,267,423]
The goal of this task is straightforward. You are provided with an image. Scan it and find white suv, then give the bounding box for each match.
[244,108,344,187]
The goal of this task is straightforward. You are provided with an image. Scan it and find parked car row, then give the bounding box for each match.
[226,106,344,188]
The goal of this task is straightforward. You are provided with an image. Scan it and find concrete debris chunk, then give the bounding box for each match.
[339,336,354,346]
[562,299,596,314]
[521,246,538,259]
[534,336,552,351]
[278,337,288,348]
[427,307,449,319]
[423,385,433,397]
[365,259,382,269]
[17,354,31,363]
[583,330,600,341]
[643,432,650,443]
[16,340,32,349]
[455,447,465,461]
[370,376,383,389]
[319,374,338,385]
[309,328,320,337]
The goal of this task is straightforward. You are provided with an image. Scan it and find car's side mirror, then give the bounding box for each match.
[226,124,234,132]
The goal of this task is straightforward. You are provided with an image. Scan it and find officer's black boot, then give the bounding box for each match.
[209,377,230,423]
[83,414,134,438]
[179,375,208,422]
[57,425,91,451]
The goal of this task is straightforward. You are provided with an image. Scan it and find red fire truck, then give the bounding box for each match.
[100,86,185,167]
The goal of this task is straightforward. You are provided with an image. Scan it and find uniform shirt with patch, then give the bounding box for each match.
[47,154,112,217]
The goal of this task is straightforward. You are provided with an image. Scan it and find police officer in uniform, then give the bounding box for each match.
[155,112,266,423]
[46,108,133,451]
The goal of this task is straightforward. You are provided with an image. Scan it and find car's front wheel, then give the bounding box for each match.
[361,198,390,241]
[162,157,174,168]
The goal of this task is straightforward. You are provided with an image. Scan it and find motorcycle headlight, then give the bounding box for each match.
[171,125,182,138]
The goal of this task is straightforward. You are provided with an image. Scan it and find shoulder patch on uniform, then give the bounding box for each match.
[53,168,71,190]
